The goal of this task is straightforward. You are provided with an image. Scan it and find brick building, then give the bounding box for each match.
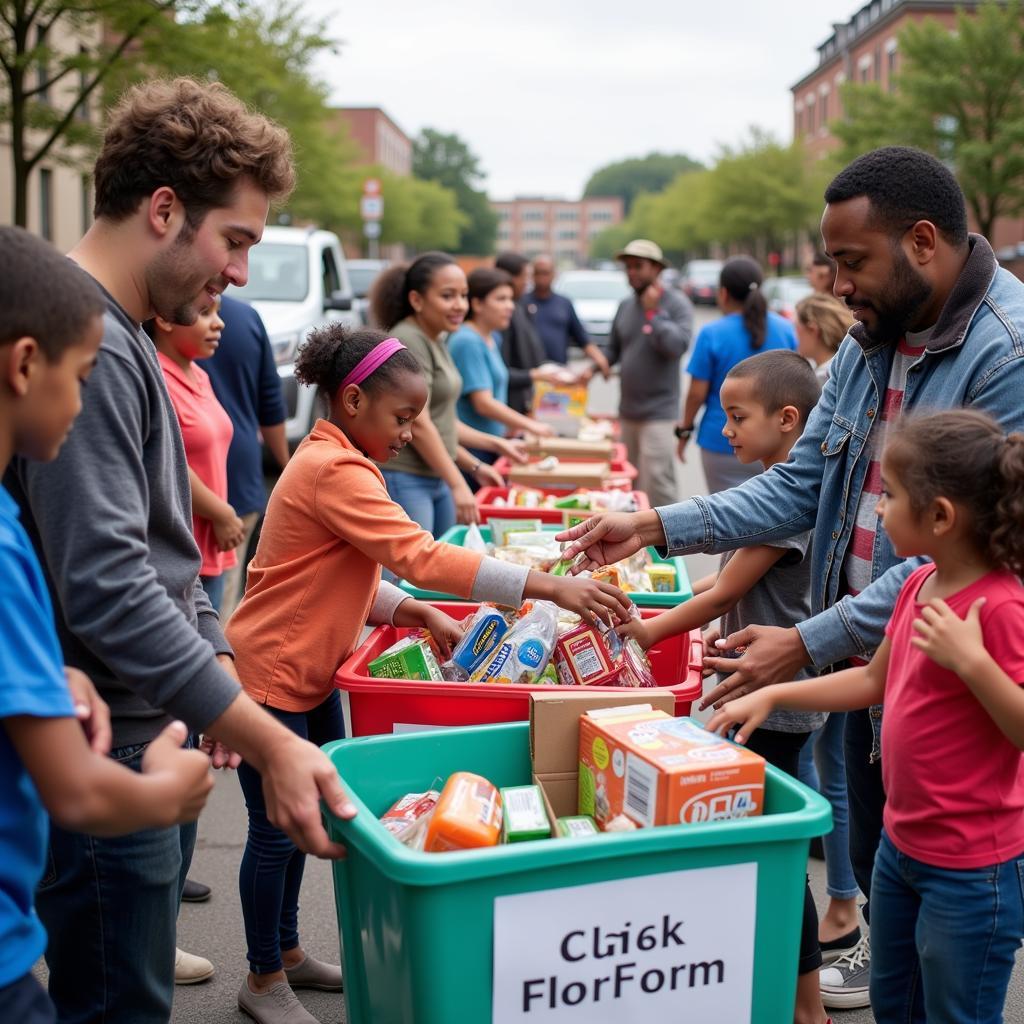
[491,196,624,267]
[791,0,1024,267]
[330,106,412,177]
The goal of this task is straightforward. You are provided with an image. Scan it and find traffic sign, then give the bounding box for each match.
[363,221,382,239]
[360,196,384,220]
[363,178,381,196]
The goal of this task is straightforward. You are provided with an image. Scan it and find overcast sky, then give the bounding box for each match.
[309,0,859,199]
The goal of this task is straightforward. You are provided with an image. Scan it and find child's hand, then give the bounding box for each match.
[142,720,214,825]
[415,606,465,660]
[615,617,650,649]
[705,690,774,745]
[546,574,632,628]
[701,627,721,678]
[912,597,986,675]
[213,505,245,552]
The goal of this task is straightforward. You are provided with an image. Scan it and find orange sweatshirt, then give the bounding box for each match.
[227,420,527,711]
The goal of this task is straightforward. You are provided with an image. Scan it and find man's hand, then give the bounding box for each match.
[588,348,612,380]
[203,654,244,769]
[261,734,356,859]
[555,511,665,572]
[639,284,662,313]
[64,667,111,754]
[699,624,810,711]
[142,720,214,824]
[676,436,689,463]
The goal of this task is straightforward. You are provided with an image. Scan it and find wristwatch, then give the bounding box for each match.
[673,424,694,441]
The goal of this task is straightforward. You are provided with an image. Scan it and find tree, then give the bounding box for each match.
[412,127,497,255]
[834,0,1024,239]
[0,0,216,228]
[583,152,703,213]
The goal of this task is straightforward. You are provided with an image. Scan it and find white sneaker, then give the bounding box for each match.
[174,947,214,985]
[819,932,871,1009]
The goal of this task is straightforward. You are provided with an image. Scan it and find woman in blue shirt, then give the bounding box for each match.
[449,269,553,487]
[677,256,797,493]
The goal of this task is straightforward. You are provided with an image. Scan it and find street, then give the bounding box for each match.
[169,305,1024,1023]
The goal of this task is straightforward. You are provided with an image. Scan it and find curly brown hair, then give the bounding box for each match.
[93,77,295,225]
[884,410,1024,575]
[295,324,422,398]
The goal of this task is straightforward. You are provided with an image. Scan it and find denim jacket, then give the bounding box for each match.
[658,236,1024,757]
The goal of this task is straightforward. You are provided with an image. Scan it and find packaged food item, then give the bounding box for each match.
[554,623,619,687]
[488,517,542,546]
[618,638,658,688]
[556,815,599,838]
[553,493,588,510]
[604,814,639,833]
[500,785,552,843]
[380,790,440,847]
[645,564,678,592]
[562,510,590,530]
[578,711,766,830]
[368,635,443,681]
[472,601,558,684]
[440,607,510,682]
[463,521,488,553]
[504,530,555,549]
[423,772,503,852]
[592,566,622,589]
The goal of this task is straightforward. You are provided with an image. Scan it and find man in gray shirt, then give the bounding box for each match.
[608,239,694,507]
[6,78,356,1024]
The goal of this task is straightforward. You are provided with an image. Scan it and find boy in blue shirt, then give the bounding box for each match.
[0,227,213,1023]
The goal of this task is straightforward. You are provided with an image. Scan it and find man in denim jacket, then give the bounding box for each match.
[560,147,1024,1009]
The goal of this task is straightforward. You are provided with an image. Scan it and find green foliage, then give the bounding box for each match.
[834,0,1024,237]
[583,152,704,212]
[412,127,498,255]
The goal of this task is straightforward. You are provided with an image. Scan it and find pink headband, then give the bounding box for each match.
[341,337,407,390]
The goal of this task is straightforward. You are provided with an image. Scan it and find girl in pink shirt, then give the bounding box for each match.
[710,410,1024,1024]
[149,299,243,612]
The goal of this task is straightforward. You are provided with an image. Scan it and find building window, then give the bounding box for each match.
[523,228,546,242]
[588,209,614,223]
[556,208,579,221]
[557,228,578,240]
[806,96,816,133]
[81,173,91,233]
[887,44,898,91]
[521,208,545,222]
[496,209,510,221]
[39,168,53,241]
[858,54,873,83]
[497,227,511,241]
[820,92,829,126]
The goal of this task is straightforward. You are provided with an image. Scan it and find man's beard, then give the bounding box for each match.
[145,220,212,326]
[860,247,933,345]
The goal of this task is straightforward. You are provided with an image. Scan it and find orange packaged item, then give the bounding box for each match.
[578,711,766,830]
[591,566,622,589]
[423,772,504,852]
[554,623,619,687]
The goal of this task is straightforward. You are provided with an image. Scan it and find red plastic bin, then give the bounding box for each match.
[474,486,650,524]
[334,602,704,737]
[492,455,639,489]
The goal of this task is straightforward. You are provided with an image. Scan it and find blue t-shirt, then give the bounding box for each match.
[523,291,589,364]
[201,295,287,515]
[0,484,74,988]
[448,325,510,437]
[687,311,797,454]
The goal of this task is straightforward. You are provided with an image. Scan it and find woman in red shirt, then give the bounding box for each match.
[149,298,244,612]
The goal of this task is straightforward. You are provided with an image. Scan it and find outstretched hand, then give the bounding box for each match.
[555,512,658,573]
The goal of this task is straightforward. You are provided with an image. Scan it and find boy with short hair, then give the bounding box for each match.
[0,227,214,1023]
[618,347,831,1021]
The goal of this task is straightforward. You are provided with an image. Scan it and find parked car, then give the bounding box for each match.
[555,269,631,348]
[761,275,814,321]
[679,259,723,305]
[230,226,358,444]
[347,257,390,325]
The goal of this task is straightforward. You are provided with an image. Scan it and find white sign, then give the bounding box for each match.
[360,195,384,220]
[363,177,381,196]
[363,220,381,239]
[492,861,756,1023]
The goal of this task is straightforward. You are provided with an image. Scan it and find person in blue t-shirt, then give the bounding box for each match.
[448,268,553,488]
[0,228,213,1023]
[201,294,289,620]
[677,256,797,494]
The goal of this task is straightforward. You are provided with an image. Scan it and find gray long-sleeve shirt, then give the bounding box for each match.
[608,288,694,421]
[5,287,241,747]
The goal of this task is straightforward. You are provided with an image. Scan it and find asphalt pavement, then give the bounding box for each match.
[170,304,1024,1022]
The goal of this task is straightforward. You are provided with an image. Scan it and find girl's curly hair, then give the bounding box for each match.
[294,324,421,398]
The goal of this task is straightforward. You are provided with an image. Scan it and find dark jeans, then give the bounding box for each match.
[36,739,196,1024]
[0,973,57,1024]
[844,707,886,924]
[745,727,822,975]
[237,691,345,974]
[200,573,225,614]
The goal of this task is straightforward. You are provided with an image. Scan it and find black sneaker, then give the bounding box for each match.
[820,932,871,1009]
[182,878,212,903]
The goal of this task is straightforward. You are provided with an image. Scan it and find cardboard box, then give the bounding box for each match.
[509,461,609,490]
[525,438,614,461]
[529,690,676,820]
[578,711,766,829]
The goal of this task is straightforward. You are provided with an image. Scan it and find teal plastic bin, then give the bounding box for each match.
[324,721,831,1024]
[398,524,693,608]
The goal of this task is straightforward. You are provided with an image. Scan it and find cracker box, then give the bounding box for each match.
[554,623,619,687]
[578,711,765,829]
[368,636,443,681]
[500,785,553,843]
[556,815,599,839]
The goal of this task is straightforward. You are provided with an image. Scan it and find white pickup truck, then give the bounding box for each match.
[230,225,359,444]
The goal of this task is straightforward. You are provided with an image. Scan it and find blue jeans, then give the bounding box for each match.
[237,691,345,974]
[36,739,197,1024]
[200,572,225,613]
[798,713,860,900]
[0,974,56,1024]
[380,468,456,538]
[870,831,1024,1023]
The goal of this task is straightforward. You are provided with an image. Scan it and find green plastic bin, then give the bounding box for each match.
[398,524,693,608]
[323,721,831,1024]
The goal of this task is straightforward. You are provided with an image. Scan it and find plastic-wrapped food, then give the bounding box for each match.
[554,623,620,687]
[423,772,503,852]
[618,637,658,688]
[380,790,441,849]
[471,601,558,684]
[440,607,509,682]
[463,521,488,553]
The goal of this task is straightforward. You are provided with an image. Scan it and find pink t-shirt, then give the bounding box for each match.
[158,353,237,577]
[882,563,1024,868]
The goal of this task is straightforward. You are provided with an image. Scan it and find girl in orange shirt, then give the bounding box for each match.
[226,324,628,1022]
